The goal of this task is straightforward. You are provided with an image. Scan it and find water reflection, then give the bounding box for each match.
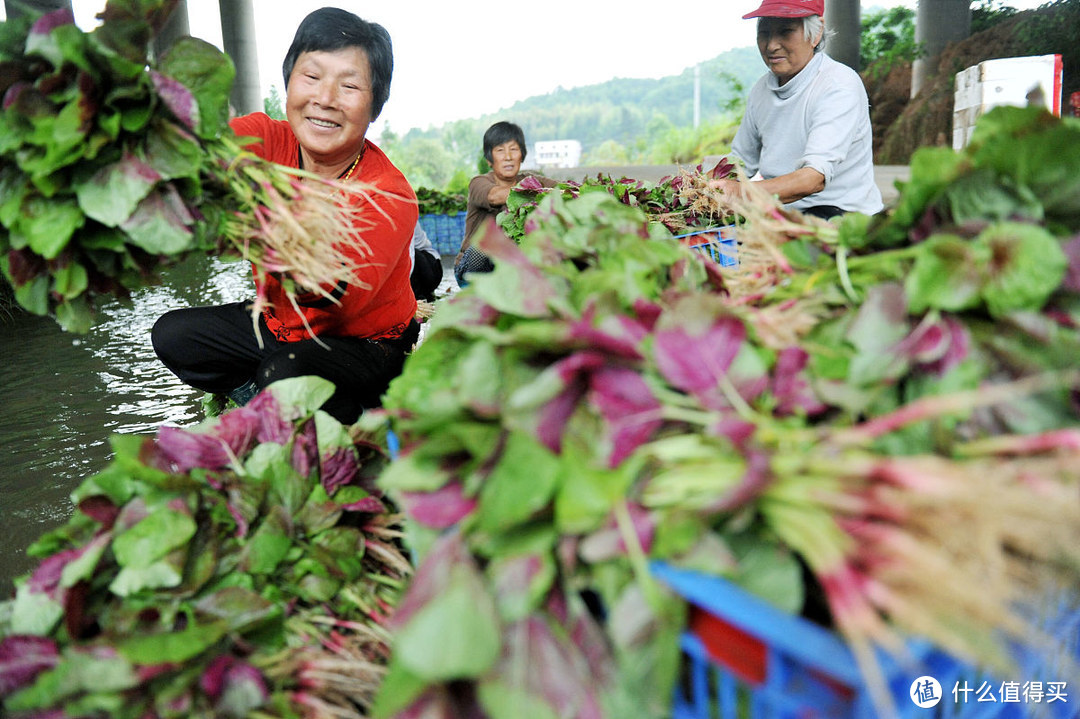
[0,254,458,595]
[0,255,252,594]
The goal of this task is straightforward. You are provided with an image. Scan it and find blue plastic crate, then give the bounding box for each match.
[651,562,1079,719]
[675,225,738,267]
[419,212,467,256]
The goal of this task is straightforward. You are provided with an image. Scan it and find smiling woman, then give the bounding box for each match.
[151,7,420,425]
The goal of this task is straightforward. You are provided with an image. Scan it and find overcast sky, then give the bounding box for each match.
[11,1,1056,137]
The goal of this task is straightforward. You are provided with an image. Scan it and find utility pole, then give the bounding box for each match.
[912,0,972,97]
[218,0,262,115]
[153,1,190,59]
[694,64,701,129]
[825,0,861,71]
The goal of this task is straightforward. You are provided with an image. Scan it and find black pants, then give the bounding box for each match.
[411,251,443,302]
[151,302,419,424]
[803,205,845,221]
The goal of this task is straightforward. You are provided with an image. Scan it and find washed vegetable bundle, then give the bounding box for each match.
[0,1,370,333]
[374,106,1080,718]
[497,156,737,244]
[415,187,466,216]
[0,377,410,718]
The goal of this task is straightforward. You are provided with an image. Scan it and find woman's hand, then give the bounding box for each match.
[487,184,513,208]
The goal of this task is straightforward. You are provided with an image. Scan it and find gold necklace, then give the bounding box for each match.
[297,146,365,180]
[340,148,364,181]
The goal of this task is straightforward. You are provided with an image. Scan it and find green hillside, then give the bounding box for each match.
[380,46,764,189]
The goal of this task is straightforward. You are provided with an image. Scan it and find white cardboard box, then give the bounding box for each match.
[952,54,1062,150]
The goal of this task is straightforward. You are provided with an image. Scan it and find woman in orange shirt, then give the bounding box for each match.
[152,8,418,423]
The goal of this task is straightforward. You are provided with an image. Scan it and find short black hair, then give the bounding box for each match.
[282,7,393,120]
[482,121,527,163]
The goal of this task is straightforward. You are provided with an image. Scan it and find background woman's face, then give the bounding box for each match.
[756,17,818,86]
[490,140,523,182]
[287,47,373,165]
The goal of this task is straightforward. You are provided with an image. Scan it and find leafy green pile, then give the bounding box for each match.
[372,107,1080,718]
[414,187,466,217]
[0,1,362,333]
[498,157,737,245]
[0,377,409,718]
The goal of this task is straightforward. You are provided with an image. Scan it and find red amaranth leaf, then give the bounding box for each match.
[580,503,656,561]
[291,419,318,478]
[567,301,648,360]
[772,347,826,417]
[1062,235,1080,293]
[156,426,235,472]
[248,391,293,444]
[340,495,387,514]
[654,315,745,395]
[535,352,606,453]
[77,495,120,528]
[0,635,59,695]
[588,366,661,467]
[709,156,736,180]
[473,220,561,317]
[399,481,476,529]
[320,447,359,494]
[518,175,546,192]
[6,248,47,287]
[2,81,30,111]
[918,316,970,375]
[151,70,198,132]
[29,7,74,36]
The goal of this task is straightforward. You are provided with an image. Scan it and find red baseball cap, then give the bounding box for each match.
[743,0,824,19]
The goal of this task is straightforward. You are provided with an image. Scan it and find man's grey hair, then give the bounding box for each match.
[804,15,833,52]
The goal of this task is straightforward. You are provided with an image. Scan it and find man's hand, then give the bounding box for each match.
[708,178,742,199]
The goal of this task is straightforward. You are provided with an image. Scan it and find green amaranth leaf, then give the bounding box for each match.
[109,552,185,596]
[393,563,501,681]
[12,274,49,315]
[194,586,280,633]
[478,680,560,719]
[4,649,138,713]
[54,296,94,333]
[119,184,195,255]
[370,655,429,719]
[240,504,293,575]
[156,36,235,139]
[75,150,161,227]
[977,221,1066,318]
[16,194,85,259]
[905,234,989,315]
[111,503,196,569]
[10,581,63,636]
[117,618,229,665]
[267,375,337,416]
[474,431,561,534]
[51,261,88,300]
[376,449,452,493]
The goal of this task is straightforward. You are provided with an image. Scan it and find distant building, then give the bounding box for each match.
[534,140,583,169]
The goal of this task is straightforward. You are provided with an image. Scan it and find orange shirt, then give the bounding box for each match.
[229,113,417,342]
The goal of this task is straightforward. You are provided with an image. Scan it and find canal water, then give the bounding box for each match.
[0,255,253,595]
[0,253,458,596]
